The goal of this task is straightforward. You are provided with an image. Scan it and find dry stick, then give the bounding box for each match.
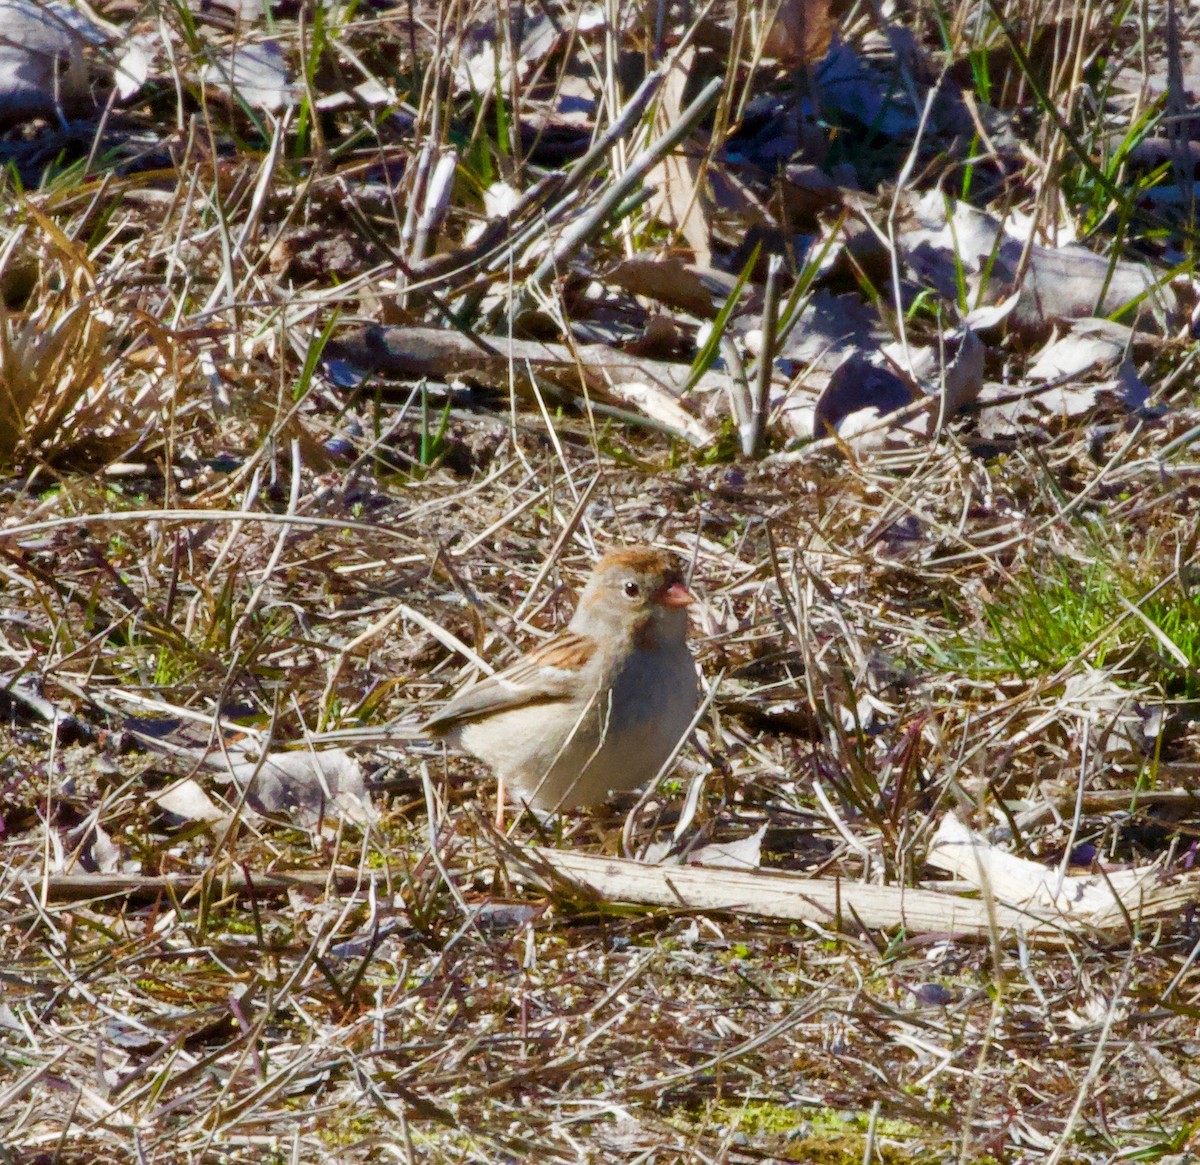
[229,438,301,648]
[18,850,1186,941]
[777,353,1124,474]
[557,57,673,202]
[747,253,783,458]
[527,75,724,289]
[420,760,471,918]
[411,146,455,269]
[0,507,419,546]
[720,334,752,452]
[1053,720,1090,905]
[14,867,357,903]
[393,60,671,295]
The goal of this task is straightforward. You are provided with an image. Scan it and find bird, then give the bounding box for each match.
[423,546,700,815]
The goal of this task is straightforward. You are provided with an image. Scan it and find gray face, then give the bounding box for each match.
[572,564,666,637]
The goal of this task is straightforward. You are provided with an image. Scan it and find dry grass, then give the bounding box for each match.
[1,0,1199,1161]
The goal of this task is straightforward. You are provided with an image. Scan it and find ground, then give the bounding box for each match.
[1,0,1200,1161]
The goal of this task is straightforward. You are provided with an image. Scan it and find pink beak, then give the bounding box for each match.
[658,580,695,609]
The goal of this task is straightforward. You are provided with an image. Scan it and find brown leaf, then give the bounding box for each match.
[642,49,712,265]
[606,257,722,317]
[763,0,838,67]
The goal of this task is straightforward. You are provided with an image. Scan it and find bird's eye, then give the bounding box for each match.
[623,579,640,598]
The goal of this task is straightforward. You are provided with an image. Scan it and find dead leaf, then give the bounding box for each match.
[811,351,916,439]
[779,291,885,370]
[902,192,1176,335]
[113,35,149,101]
[887,328,985,435]
[454,9,565,94]
[0,0,112,126]
[203,39,296,111]
[605,257,722,318]
[687,825,767,870]
[762,0,837,66]
[88,824,122,874]
[1027,318,1135,382]
[778,163,845,226]
[222,750,375,826]
[643,49,712,264]
[1020,319,1153,419]
[154,778,228,824]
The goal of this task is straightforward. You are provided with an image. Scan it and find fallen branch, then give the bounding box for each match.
[502,842,1067,941]
[6,868,357,904]
[925,814,1198,932]
[331,324,720,444]
[500,813,1200,943]
[16,817,1197,944]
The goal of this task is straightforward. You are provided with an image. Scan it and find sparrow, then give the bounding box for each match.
[424,547,700,813]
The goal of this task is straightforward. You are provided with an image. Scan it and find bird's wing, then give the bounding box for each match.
[423,631,598,734]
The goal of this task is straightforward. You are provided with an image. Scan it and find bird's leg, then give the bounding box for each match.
[494,773,506,829]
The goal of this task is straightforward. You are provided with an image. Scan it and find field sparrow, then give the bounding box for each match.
[424,547,700,813]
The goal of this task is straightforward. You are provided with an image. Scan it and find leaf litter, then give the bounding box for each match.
[0,0,1199,1161]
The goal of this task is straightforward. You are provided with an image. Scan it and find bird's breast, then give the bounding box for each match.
[607,642,698,734]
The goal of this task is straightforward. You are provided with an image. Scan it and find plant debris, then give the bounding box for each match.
[2,0,1200,1160]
